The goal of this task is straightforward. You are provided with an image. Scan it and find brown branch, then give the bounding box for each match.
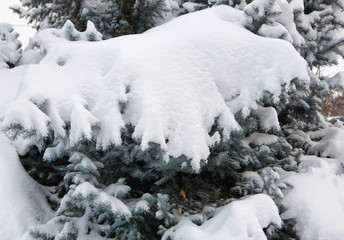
[330,0,344,9]
[329,39,344,51]
[152,0,164,11]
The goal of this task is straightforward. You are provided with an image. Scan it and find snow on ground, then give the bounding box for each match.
[0,134,53,240]
[163,194,281,240]
[1,5,308,171]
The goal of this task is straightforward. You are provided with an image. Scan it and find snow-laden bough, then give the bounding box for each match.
[1,6,309,171]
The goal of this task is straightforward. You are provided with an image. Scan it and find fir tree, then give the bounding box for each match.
[2,2,344,239]
[12,0,179,39]
[0,23,22,68]
[180,0,344,68]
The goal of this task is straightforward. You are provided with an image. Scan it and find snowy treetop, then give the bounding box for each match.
[1,6,309,171]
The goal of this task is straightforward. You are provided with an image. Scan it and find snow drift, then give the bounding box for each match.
[1,6,309,170]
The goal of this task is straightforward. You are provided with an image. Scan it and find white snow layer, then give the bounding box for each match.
[0,66,27,118]
[281,155,344,240]
[0,134,53,240]
[163,194,281,240]
[1,6,308,171]
[308,126,344,159]
[279,121,344,240]
[324,71,344,88]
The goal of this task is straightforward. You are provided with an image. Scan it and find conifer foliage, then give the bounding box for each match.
[183,0,344,68]
[0,23,22,69]
[2,1,344,240]
[12,0,179,39]
[13,0,344,66]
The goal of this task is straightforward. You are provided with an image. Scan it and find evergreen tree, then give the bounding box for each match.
[180,0,344,68]
[0,23,22,68]
[12,0,179,39]
[2,2,344,239]
[292,0,344,68]
[13,0,344,65]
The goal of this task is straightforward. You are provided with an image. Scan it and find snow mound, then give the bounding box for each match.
[163,194,281,240]
[1,6,308,171]
[282,156,344,240]
[0,134,53,240]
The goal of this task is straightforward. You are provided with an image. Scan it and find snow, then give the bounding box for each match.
[277,121,344,239]
[242,168,285,198]
[1,5,309,171]
[71,181,99,197]
[279,120,344,239]
[258,23,293,43]
[324,71,344,89]
[133,199,150,214]
[66,182,131,216]
[0,134,53,240]
[96,191,131,216]
[256,106,280,130]
[0,3,344,240]
[241,133,280,148]
[308,126,344,159]
[244,0,282,19]
[163,194,281,240]
[0,65,26,118]
[289,0,304,12]
[0,22,22,69]
[281,155,344,240]
[273,0,304,47]
[182,2,203,13]
[104,178,131,198]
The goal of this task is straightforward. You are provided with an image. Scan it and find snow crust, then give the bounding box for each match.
[1,6,308,171]
[163,194,281,240]
[0,134,53,240]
